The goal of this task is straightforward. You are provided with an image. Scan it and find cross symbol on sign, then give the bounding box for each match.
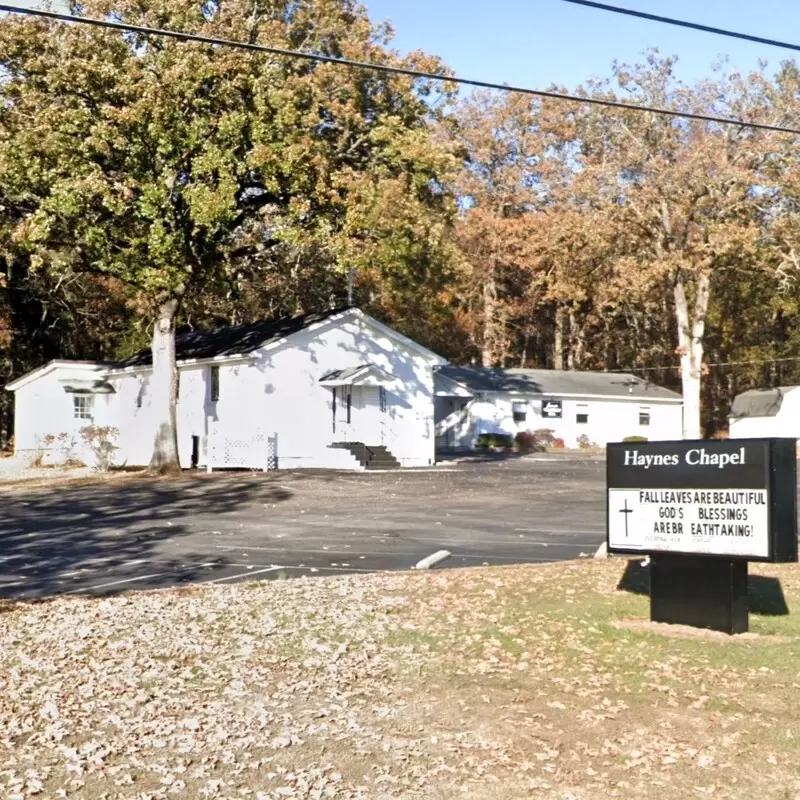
[619,499,634,538]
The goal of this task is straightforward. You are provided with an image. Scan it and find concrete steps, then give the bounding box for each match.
[330,443,401,470]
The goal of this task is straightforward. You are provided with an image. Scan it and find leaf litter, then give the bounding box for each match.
[3,560,800,798]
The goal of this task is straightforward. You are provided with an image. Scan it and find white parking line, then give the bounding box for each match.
[214,543,426,557]
[407,535,602,548]
[514,528,604,536]
[64,572,168,594]
[198,566,284,584]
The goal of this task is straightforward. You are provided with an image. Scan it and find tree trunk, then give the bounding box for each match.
[569,308,585,370]
[553,304,565,370]
[674,272,710,440]
[481,268,497,367]
[148,297,182,475]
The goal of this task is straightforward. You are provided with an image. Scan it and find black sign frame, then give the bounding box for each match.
[541,399,562,419]
[606,438,797,564]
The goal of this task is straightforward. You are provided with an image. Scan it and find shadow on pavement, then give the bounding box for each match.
[0,473,302,601]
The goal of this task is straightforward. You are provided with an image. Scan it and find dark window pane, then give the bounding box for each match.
[576,413,589,424]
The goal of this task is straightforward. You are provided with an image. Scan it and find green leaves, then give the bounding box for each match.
[0,0,457,315]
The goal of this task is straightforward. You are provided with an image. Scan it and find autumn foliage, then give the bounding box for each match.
[1,3,800,449]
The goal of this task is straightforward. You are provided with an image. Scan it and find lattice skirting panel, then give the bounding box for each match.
[208,427,278,470]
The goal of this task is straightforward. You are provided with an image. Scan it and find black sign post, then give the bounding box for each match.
[607,438,797,634]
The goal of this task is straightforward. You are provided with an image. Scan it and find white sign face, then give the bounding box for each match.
[608,488,770,558]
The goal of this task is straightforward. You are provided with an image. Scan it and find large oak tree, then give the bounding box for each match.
[0,0,458,471]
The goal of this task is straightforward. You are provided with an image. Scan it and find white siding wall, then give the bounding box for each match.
[467,394,683,448]
[107,362,261,468]
[107,373,155,467]
[13,366,114,465]
[250,316,437,469]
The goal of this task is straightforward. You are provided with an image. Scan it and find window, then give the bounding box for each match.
[639,408,651,426]
[73,395,93,420]
[576,404,589,425]
[512,401,527,423]
[210,366,220,402]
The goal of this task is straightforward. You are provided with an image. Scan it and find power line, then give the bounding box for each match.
[1,4,800,136]
[608,355,800,374]
[561,0,800,54]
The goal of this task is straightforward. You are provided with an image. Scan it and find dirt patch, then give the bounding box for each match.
[613,618,794,642]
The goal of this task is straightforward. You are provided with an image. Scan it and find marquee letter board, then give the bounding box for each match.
[607,438,797,563]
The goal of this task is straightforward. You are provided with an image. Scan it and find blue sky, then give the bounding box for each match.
[6,0,798,90]
[364,0,797,90]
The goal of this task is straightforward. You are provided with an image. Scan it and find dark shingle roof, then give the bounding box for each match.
[436,366,682,400]
[319,365,370,383]
[115,307,351,368]
[730,387,792,419]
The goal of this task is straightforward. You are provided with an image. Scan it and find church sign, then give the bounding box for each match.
[606,439,797,633]
[608,439,796,562]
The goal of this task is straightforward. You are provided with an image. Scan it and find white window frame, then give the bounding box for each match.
[576,403,589,425]
[512,401,527,423]
[639,407,651,426]
[73,395,94,420]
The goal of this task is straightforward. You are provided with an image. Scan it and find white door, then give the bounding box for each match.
[334,386,353,441]
[352,386,385,444]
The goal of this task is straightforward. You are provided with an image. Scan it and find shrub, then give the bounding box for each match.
[477,433,514,451]
[515,431,539,454]
[532,428,557,448]
[553,438,566,449]
[496,433,514,451]
[36,432,82,467]
[81,425,120,472]
[710,430,730,440]
[623,435,649,443]
[576,433,597,449]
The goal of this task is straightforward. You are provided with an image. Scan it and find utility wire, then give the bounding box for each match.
[561,0,800,55]
[1,4,800,135]
[608,356,800,374]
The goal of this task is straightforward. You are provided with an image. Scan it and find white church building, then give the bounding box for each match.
[434,366,683,450]
[6,307,445,471]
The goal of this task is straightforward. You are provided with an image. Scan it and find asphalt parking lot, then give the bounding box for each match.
[0,456,606,599]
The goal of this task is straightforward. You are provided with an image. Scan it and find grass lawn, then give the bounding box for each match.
[3,560,800,799]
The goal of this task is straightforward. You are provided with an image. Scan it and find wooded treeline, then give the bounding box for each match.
[3,0,800,457]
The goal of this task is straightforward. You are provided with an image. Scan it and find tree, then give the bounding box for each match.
[453,91,556,367]
[0,0,458,472]
[573,54,775,438]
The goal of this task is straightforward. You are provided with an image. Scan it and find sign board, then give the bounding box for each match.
[607,439,797,563]
[541,400,562,419]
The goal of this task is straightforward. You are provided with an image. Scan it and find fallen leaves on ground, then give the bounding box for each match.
[3,561,800,799]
